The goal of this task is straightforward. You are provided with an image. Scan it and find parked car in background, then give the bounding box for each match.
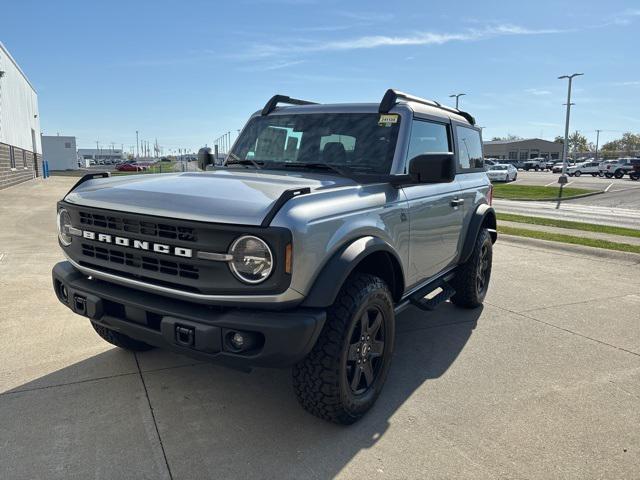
[567,161,601,177]
[629,160,640,181]
[116,162,144,172]
[486,163,518,182]
[608,158,640,178]
[523,158,546,171]
[544,159,556,170]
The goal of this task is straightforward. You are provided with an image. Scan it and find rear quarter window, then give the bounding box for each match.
[456,126,484,170]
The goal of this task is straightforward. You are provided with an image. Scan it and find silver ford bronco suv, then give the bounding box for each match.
[52,89,496,424]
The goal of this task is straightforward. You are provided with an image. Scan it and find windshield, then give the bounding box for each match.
[229,113,401,175]
[490,165,507,170]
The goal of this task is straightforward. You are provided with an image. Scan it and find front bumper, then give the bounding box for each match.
[52,261,326,369]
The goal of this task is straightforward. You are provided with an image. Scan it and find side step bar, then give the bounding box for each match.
[394,272,456,315]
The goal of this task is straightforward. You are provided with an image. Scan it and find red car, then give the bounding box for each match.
[116,163,143,172]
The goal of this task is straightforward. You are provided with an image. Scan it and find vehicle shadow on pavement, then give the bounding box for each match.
[2,303,481,479]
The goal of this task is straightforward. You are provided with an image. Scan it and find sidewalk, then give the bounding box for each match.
[499,220,640,246]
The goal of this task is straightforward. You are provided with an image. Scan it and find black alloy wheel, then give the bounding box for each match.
[346,305,386,395]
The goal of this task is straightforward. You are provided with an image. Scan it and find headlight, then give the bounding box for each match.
[229,235,273,284]
[57,208,73,246]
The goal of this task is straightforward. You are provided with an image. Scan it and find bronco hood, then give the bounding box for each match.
[63,170,354,225]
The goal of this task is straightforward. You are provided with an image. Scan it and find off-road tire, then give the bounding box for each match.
[614,170,624,179]
[451,228,493,309]
[292,274,395,425]
[91,322,155,351]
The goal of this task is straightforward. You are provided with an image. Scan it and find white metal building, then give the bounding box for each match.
[42,135,78,170]
[0,41,42,189]
[78,148,124,163]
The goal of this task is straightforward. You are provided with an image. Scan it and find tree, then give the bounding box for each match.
[601,132,640,154]
[490,134,522,141]
[568,131,589,153]
[554,136,564,144]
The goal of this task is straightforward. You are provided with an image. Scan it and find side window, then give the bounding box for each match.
[456,126,484,169]
[406,120,450,162]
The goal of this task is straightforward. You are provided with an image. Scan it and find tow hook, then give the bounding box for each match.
[175,325,195,348]
[74,295,87,315]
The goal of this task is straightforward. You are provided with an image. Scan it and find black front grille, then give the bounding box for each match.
[82,243,199,280]
[79,211,197,242]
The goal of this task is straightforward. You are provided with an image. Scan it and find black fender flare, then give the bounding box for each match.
[459,204,497,264]
[301,236,404,308]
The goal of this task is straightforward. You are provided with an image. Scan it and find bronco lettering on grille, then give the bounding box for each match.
[81,230,192,258]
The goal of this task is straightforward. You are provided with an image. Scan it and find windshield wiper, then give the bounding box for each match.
[279,162,357,180]
[225,152,262,169]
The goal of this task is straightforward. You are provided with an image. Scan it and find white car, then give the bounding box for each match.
[567,161,601,177]
[486,163,518,182]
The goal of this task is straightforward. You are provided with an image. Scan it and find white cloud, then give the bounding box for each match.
[238,24,564,59]
[525,88,552,96]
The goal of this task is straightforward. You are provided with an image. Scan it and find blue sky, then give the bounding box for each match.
[2,0,639,152]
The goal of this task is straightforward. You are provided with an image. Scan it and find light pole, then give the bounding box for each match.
[594,129,602,162]
[136,131,139,159]
[558,73,583,182]
[449,93,466,109]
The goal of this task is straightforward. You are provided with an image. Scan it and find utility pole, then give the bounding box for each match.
[558,73,583,182]
[594,129,602,161]
[136,131,139,159]
[449,93,466,109]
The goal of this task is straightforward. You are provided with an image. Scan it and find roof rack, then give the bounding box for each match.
[379,89,476,125]
[261,95,318,115]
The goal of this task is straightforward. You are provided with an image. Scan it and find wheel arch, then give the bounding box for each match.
[459,204,497,264]
[301,236,405,308]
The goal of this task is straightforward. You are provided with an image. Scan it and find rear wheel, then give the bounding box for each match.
[293,274,395,424]
[451,229,493,309]
[91,323,155,351]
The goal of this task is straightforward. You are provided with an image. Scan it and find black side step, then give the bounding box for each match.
[409,282,456,311]
[394,271,456,315]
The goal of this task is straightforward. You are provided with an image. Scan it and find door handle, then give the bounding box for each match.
[451,198,465,207]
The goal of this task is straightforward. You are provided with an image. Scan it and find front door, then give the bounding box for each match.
[402,119,462,285]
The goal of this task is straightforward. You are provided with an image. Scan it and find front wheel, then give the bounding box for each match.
[293,274,395,424]
[614,170,624,179]
[574,171,582,177]
[451,229,493,309]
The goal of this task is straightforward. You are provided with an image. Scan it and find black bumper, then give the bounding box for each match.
[52,261,325,369]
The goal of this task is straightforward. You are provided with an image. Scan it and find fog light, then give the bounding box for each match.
[231,332,245,349]
[60,284,68,303]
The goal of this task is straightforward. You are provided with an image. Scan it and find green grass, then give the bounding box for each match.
[492,184,596,200]
[498,225,640,254]
[497,213,640,239]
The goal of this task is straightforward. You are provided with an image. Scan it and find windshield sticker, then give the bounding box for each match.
[378,114,398,127]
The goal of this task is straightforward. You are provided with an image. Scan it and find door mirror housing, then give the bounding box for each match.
[408,153,456,184]
[197,147,214,171]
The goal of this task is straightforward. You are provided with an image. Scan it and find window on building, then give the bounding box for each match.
[9,146,16,169]
[455,126,484,169]
[508,151,517,160]
[64,142,72,149]
[519,151,529,161]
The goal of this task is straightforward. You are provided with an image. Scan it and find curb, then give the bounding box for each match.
[498,234,640,264]
[494,191,604,202]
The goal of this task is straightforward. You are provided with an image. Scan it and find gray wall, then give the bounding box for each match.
[42,136,78,170]
[483,139,563,161]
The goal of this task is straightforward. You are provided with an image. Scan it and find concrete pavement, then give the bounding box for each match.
[1,177,639,479]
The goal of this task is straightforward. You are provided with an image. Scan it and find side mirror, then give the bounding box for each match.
[197,147,214,171]
[408,153,456,183]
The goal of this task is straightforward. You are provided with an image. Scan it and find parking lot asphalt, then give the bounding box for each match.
[1,177,640,479]
[509,170,640,209]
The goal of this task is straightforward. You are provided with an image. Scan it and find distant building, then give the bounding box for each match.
[0,42,42,189]
[78,148,124,163]
[42,135,78,170]
[483,138,563,162]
